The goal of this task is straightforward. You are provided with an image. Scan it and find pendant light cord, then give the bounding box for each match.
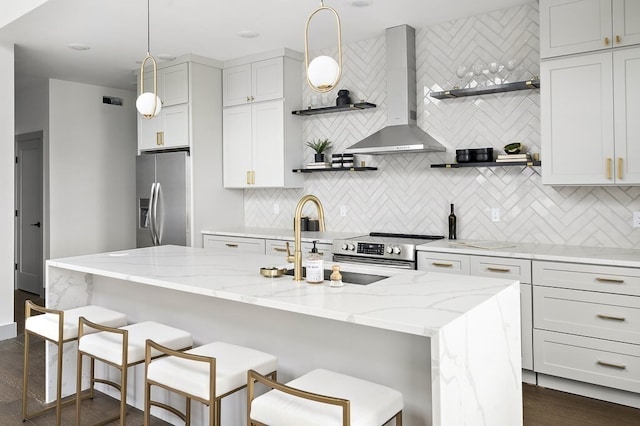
[146,0,151,55]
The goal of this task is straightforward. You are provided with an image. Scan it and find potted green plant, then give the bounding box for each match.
[306,138,333,162]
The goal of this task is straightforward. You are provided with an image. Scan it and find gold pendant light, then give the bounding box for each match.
[304,0,343,93]
[136,0,161,118]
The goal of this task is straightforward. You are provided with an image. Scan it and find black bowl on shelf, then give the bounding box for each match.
[456,149,471,163]
[470,147,493,162]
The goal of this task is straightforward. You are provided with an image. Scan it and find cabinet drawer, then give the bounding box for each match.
[534,286,640,344]
[533,261,640,296]
[202,235,265,254]
[470,256,531,284]
[534,329,640,393]
[417,252,469,274]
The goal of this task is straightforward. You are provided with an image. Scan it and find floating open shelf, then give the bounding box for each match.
[293,166,378,173]
[292,102,376,116]
[430,79,540,100]
[431,161,541,168]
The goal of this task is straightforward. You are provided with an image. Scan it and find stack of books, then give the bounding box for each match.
[306,161,331,169]
[495,153,531,163]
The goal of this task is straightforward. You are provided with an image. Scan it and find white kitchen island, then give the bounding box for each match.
[45,245,522,425]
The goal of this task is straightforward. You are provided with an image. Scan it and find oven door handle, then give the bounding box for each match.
[332,254,415,270]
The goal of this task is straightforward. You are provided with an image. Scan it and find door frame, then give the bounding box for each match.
[15,131,44,297]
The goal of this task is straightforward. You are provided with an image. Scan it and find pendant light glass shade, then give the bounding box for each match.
[304,1,342,93]
[136,0,161,119]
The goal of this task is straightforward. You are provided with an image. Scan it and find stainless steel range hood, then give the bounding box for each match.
[345,25,445,155]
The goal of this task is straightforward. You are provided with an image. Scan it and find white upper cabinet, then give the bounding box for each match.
[613,47,640,183]
[222,51,303,189]
[540,0,640,58]
[541,52,614,185]
[140,62,189,107]
[223,57,284,107]
[137,62,190,152]
[542,47,640,185]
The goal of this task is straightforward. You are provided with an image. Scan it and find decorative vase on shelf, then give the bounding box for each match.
[336,89,351,106]
[314,153,325,163]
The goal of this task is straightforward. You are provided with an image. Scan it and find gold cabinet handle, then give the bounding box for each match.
[597,360,626,370]
[616,35,621,44]
[246,96,251,102]
[432,262,454,267]
[250,170,256,185]
[606,158,612,180]
[272,247,288,252]
[156,131,164,146]
[225,243,239,248]
[605,37,610,45]
[597,314,626,322]
[250,95,255,101]
[618,157,623,180]
[596,277,624,284]
[487,266,511,273]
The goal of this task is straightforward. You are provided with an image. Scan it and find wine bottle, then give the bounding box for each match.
[448,204,457,240]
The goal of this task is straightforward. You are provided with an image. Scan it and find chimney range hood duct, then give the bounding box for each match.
[345,25,445,155]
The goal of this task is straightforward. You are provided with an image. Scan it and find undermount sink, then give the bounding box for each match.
[285,268,388,285]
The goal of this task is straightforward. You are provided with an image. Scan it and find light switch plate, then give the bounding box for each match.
[633,211,640,228]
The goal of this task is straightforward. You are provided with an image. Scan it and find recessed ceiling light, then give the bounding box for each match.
[67,43,91,51]
[237,30,260,39]
[348,0,372,6]
[157,54,176,61]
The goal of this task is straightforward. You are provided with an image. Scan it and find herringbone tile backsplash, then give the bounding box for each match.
[244,1,640,249]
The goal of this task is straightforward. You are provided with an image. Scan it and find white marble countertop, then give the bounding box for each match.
[201,227,359,244]
[47,245,518,338]
[417,239,640,268]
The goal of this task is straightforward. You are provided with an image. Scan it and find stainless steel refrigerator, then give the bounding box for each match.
[136,150,190,247]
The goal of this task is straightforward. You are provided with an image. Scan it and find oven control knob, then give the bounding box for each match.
[386,246,393,254]
[347,243,355,251]
[392,246,401,255]
[341,243,349,251]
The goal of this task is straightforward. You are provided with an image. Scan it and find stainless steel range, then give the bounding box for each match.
[332,232,445,270]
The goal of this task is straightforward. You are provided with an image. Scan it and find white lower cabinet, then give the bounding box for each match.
[265,239,332,262]
[202,234,333,262]
[532,260,640,393]
[202,235,265,254]
[534,329,640,393]
[418,251,533,372]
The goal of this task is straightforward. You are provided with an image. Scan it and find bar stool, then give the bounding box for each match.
[22,301,127,426]
[144,340,277,426]
[248,368,403,426]
[75,319,193,425]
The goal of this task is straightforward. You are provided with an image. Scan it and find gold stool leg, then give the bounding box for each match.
[185,396,191,425]
[120,364,128,424]
[76,350,83,425]
[21,330,30,421]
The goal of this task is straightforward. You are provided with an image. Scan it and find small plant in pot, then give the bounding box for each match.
[306,138,332,162]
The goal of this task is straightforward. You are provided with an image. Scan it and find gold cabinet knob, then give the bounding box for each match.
[605,37,610,45]
[616,35,621,44]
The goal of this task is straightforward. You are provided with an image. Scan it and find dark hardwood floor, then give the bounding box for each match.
[7,290,640,425]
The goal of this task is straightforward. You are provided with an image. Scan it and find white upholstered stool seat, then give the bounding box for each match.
[145,341,277,426]
[249,368,403,426]
[22,301,127,426]
[76,319,192,425]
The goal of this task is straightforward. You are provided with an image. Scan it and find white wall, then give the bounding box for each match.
[49,79,136,259]
[0,0,49,29]
[0,43,17,340]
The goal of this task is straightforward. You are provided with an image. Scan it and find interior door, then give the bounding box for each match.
[15,132,43,295]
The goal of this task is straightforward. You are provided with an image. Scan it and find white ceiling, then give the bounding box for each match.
[0,0,531,91]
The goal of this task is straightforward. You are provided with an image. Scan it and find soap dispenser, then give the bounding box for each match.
[305,241,324,284]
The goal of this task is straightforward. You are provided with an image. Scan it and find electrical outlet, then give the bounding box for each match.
[633,211,640,228]
[273,203,279,215]
[491,208,501,222]
[340,205,348,217]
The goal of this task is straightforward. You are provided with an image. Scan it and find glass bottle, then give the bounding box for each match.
[448,204,457,240]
